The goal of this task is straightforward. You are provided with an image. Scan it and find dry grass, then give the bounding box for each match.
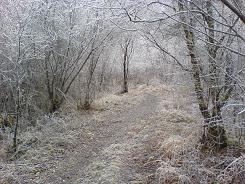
[0,105,115,184]
[80,143,131,184]
[125,84,245,184]
[0,84,244,184]
[0,85,147,184]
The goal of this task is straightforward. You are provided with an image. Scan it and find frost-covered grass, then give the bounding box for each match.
[0,112,85,183]
[125,84,245,184]
[0,84,244,184]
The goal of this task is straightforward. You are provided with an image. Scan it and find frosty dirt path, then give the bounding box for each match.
[0,85,200,184]
[48,90,161,184]
[3,85,241,184]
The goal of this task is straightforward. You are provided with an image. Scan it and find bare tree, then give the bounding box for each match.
[81,49,104,110]
[28,0,113,112]
[0,0,35,151]
[120,37,134,93]
[108,0,245,148]
[220,0,245,23]
[0,0,114,151]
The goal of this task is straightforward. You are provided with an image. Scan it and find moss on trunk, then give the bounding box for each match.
[202,125,228,149]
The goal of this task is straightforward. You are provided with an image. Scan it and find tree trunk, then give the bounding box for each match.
[83,81,92,110]
[206,125,228,149]
[13,84,20,152]
[202,110,228,148]
[50,95,63,113]
[123,61,128,93]
[178,0,228,149]
[83,94,90,110]
[122,46,129,93]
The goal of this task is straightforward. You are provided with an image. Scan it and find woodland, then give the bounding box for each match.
[0,0,245,183]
